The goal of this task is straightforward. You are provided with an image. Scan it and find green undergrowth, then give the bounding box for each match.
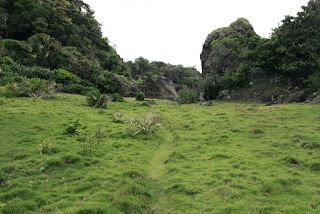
[0,94,320,213]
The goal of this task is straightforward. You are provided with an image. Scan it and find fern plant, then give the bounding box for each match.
[5,78,58,99]
[62,119,81,134]
[85,91,110,108]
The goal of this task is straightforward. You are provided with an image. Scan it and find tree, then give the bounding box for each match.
[267,0,320,80]
[27,33,60,67]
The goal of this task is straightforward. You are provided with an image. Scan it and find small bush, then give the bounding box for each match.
[0,96,6,105]
[62,119,81,134]
[177,86,198,104]
[136,91,145,101]
[129,112,161,135]
[62,83,97,95]
[304,71,320,92]
[53,68,81,85]
[20,78,57,99]
[110,93,124,102]
[85,91,110,108]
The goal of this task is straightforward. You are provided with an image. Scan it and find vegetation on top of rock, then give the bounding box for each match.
[127,57,202,90]
[202,0,320,98]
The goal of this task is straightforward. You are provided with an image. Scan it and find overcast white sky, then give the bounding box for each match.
[83,0,310,72]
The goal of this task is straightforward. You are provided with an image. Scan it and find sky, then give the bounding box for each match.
[83,0,311,72]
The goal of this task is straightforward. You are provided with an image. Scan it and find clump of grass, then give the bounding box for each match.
[140,101,151,107]
[206,100,215,106]
[39,135,54,155]
[129,112,161,135]
[78,128,105,152]
[110,111,127,123]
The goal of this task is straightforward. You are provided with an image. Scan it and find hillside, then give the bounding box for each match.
[0,94,320,213]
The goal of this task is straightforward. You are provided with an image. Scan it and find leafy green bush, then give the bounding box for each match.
[85,91,110,108]
[0,96,6,105]
[129,112,161,135]
[110,93,124,102]
[61,83,97,95]
[136,91,145,101]
[2,39,29,62]
[177,86,198,104]
[0,71,25,86]
[304,71,320,92]
[53,68,81,85]
[62,119,81,134]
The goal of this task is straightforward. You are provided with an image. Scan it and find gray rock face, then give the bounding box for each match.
[113,74,178,100]
[140,76,178,100]
[200,18,254,78]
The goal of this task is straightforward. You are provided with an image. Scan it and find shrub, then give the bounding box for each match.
[136,91,145,101]
[61,83,98,95]
[110,93,124,102]
[304,71,320,92]
[62,119,81,134]
[177,86,198,104]
[0,96,5,105]
[85,91,110,108]
[5,78,58,99]
[53,68,81,85]
[129,112,161,135]
[0,72,25,86]
[19,78,57,99]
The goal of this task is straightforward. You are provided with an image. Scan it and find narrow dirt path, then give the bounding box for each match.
[147,139,174,213]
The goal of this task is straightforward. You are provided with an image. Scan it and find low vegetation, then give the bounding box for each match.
[136,91,145,101]
[0,94,319,213]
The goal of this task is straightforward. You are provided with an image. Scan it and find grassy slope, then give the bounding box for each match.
[0,94,320,213]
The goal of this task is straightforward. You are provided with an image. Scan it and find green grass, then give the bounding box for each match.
[0,94,320,213]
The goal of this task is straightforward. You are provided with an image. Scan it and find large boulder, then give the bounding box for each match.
[200,18,254,79]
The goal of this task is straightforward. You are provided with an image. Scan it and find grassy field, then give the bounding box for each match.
[0,93,320,213]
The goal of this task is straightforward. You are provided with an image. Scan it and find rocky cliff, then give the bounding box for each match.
[113,74,179,100]
[200,18,254,78]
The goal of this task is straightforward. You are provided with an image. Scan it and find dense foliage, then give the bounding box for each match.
[205,0,320,94]
[127,57,202,89]
[0,0,127,96]
[261,0,320,87]
[135,91,145,101]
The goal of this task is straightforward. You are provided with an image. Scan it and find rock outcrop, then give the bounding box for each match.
[140,76,178,100]
[200,18,254,78]
[113,74,178,100]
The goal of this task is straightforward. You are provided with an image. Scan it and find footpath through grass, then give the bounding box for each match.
[0,94,320,213]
